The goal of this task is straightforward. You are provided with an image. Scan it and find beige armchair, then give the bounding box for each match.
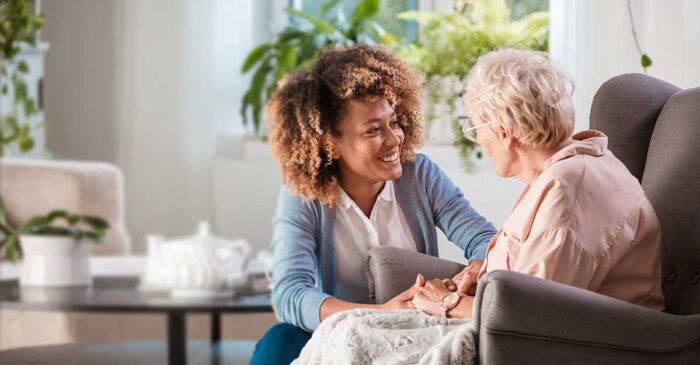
[0,158,131,255]
[0,159,276,354]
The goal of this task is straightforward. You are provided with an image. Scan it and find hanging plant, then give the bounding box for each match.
[0,0,45,157]
[626,0,652,73]
[395,0,548,171]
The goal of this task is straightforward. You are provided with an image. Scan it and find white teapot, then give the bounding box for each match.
[142,221,251,298]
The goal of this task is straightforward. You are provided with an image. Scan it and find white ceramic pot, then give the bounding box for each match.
[19,235,91,287]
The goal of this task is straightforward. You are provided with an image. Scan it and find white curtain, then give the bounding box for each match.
[549,0,700,132]
[115,0,254,251]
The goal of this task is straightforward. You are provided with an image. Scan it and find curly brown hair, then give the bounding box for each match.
[267,44,424,206]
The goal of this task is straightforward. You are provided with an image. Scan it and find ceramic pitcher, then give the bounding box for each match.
[142,221,250,298]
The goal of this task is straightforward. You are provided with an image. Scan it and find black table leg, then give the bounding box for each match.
[211,311,221,344]
[168,312,186,365]
[210,312,222,365]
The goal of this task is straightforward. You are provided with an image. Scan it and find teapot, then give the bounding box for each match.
[142,221,250,298]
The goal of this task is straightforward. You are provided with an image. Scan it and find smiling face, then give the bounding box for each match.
[332,98,404,188]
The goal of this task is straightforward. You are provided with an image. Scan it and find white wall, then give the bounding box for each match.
[550,0,700,132]
[43,0,257,253]
[42,0,117,161]
[41,0,700,255]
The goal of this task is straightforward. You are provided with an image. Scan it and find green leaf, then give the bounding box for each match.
[241,43,272,73]
[278,29,306,42]
[285,7,335,34]
[67,214,80,225]
[320,0,342,18]
[47,210,71,222]
[0,198,7,227]
[31,226,73,236]
[641,54,652,68]
[8,46,20,59]
[24,98,36,116]
[350,0,380,28]
[80,216,110,230]
[24,215,52,228]
[18,124,30,138]
[17,60,29,74]
[19,138,34,152]
[275,46,298,81]
[4,234,19,261]
[368,21,400,45]
[248,57,272,132]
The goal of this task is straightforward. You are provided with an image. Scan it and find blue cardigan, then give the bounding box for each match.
[271,154,497,331]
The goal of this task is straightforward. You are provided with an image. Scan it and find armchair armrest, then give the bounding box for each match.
[367,246,466,304]
[474,270,700,364]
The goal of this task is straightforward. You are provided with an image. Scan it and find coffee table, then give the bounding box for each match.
[0,276,272,365]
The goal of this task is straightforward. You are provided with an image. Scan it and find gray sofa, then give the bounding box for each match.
[367,73,700,364]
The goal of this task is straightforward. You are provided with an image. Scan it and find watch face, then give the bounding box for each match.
[441,292,460,308]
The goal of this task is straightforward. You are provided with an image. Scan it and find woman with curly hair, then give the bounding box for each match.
[250,44,496,364]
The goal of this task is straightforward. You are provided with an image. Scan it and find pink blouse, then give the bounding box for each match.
[478,130,664,310]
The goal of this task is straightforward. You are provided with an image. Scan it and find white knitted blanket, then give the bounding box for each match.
[292,309,476,365]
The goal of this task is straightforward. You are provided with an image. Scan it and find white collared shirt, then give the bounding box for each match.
[335,180,417,303]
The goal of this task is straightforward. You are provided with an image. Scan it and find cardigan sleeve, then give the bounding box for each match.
[270,187,332,332]
[417,154,497,260]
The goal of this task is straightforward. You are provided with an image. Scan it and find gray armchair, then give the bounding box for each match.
[367,73,700,363]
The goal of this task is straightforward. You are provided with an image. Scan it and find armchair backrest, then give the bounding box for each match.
[590,74,700,315]
[0,158,131,256]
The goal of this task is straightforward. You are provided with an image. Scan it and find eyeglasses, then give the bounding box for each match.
[459,116,496,143]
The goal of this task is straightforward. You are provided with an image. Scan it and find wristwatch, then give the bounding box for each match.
[440,292,464,318]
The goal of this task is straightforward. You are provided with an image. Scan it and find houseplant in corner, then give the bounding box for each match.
[0,0,46,157]
[0,198,110,287]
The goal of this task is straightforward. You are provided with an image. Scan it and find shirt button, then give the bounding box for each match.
[667,272,677,284]
[692,273,700,286]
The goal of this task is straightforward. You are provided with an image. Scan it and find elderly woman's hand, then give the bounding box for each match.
[447,259,482,295]
[411,278,454,316]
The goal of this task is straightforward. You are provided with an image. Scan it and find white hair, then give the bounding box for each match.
[463,48,575,149]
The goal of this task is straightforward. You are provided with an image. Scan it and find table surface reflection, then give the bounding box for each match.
[0,277,272,313]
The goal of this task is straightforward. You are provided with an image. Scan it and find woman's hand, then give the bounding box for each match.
[411,278,454,317]
[446,259,483,295]
[379,274,425,310]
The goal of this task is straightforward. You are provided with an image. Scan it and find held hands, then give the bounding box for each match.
[379,273,425,310]
[411,278,454,316]
[445,259,483,296]
[410,260,483,316]
[380,259,483,314]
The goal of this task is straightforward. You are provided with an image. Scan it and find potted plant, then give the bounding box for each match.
[240,0,398,136]
[395,0,548,170]
[0,0,46,157]
[0,198,110,287]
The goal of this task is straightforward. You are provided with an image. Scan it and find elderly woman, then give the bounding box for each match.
[250,44,497,365]
[411,48,665,319]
